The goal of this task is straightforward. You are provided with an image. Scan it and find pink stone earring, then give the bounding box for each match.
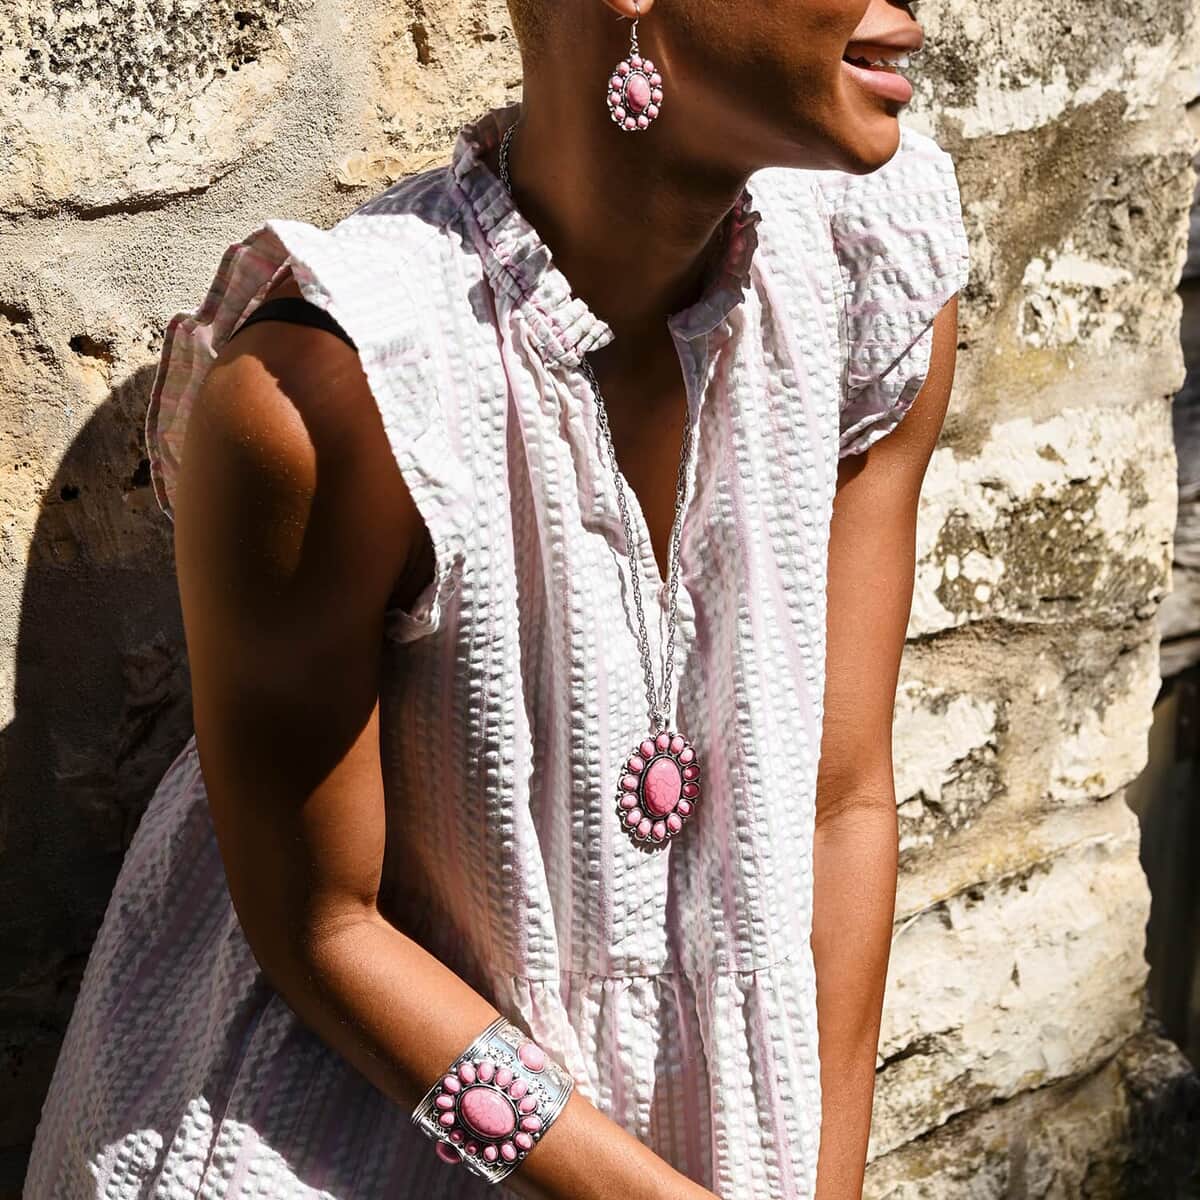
[606,0,664,132]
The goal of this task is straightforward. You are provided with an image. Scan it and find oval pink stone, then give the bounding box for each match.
[619,792,638,810]
[677,799,692,816]
[500,1142,518,1162]
[643,755,683,817]
[435,1141,462,1164]
[670,734,685,753]
[442,1075,461,1093]
[656,731,671,750]
[646,104,659,119]
[651,88,664,104]
[519,1094,539,1114]
[652,819,666,840]
[683,765,699,780]
[640,739,657,758]
[458,1062,476,1084]
[518,1041,546,1071]
[650,72,662,85]
[621,774,639,791]
[667,812,683,833]
[477,1058,495,1083]
[508,1078,528,1099]
[637,816,652,837]
[520,1114,543,1132]
[682,782,699,799]
[627,755,645,772]
[625,807,642,826]
[483,1144,499,1163]
[515,1131,534,1150]
[495,1067,513,1089]
[678,747,694,764]
[436,1093,455,1111]
[459,1086,517,1140]
[439,1111,456,1127]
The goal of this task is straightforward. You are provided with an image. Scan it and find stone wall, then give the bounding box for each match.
[1,2,1197,1196]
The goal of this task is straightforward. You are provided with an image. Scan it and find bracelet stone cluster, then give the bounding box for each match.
[410,1015,575,1184]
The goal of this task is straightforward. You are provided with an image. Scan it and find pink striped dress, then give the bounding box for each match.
[25,103,968,1200]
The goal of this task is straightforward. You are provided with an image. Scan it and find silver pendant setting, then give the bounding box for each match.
[616,729,702,846]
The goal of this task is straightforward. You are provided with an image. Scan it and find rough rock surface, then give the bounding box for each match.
[1,0,1198,1196]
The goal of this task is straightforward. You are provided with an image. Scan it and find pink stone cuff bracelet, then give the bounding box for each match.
[410,1015,575,1184]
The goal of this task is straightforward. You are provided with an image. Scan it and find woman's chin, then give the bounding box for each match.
[825,118,902,175]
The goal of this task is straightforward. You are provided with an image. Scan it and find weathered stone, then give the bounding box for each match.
[2,0,1198,1193]
[0,0,311,214]
[911,401,1176,637]
[866,1024,1200,1200]
[874,820,1151,1158]
[892,680,1001,857]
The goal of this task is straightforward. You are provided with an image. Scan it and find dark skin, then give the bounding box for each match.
[175,1,957,1196]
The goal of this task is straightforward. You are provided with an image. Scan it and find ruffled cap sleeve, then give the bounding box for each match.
[816,126,970,457]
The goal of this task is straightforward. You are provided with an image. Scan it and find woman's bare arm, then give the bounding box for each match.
[811,296,960,1200]
[172,281,716,1200]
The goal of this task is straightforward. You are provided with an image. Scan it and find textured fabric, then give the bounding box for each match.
[25,103,969,1200]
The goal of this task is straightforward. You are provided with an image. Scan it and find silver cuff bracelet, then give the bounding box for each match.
[411,1015,575,1184]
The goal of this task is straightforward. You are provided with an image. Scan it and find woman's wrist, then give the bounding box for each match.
[410,1015,575,1181]
[409,1011,717,1200]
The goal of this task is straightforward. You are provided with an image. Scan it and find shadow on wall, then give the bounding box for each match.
[0,357,194,1196]
[1127,151,1200,1073]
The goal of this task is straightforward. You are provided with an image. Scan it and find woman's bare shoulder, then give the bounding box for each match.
[176,271,429,636]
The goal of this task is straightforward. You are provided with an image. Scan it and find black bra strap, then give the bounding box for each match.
[228,296,357,351]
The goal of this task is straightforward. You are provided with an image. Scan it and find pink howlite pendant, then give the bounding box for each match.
[607,51,663,131]
[615,730,701,846]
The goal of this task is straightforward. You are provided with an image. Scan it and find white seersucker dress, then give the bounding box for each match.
[25,102,968,1200]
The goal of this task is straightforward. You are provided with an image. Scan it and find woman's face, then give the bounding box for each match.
[664,0,924,174]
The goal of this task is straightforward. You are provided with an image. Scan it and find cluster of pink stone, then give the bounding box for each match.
[617,730,701,842]
[607,56,665,130]
[433,1040,549,1168]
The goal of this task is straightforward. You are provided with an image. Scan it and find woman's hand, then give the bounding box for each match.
[172,275,715,1200]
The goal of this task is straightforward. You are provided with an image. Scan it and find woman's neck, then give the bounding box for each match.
[484,88,751,364]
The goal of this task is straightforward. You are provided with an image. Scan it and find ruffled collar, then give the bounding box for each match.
[450,102,762,367]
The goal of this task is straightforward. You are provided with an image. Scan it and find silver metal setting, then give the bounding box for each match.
[411,1015,575,1184]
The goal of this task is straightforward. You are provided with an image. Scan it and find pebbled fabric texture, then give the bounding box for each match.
[25,102,968,1200]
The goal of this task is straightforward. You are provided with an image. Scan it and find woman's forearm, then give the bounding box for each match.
[810,797,899,1200]
[260,912,717,1200]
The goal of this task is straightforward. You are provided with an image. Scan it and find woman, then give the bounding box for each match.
[25,0,968,1196]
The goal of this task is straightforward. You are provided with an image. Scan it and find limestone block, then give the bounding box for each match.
[866,1026,1200,1199]
[1,0,309,214]
[1046,634,1161,804]
[871,819,1151,1158]
[349,0,520,182]
[892,680,1001,857]
[910,401,1175,636]
[906,0,1194,141]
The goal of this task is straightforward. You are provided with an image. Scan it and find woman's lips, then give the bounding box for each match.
[840,54,914,105]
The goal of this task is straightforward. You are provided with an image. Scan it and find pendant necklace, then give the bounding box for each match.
[498,117,703,849]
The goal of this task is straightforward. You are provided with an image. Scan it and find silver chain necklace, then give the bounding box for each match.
[498,117,703,849]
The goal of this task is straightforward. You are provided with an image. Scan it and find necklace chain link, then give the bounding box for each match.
[499,118,693,731]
